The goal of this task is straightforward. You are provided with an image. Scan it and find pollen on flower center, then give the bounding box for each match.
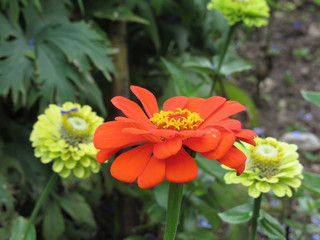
[247,138,284,178]
[150,108,204,131]
[67,117,89,131]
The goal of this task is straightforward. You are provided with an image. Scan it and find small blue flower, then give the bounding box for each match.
[61,107,78,116]
[304,113,313,121]
[294,21,302,29]
[312,234,320,240]
[28,38,35,49]
[311,216,320,226]
[197,217,212,229]
[253,127,264,136]
[292,130,302,137]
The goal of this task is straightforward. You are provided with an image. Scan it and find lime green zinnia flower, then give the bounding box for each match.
[30,102,104,178]
[207,0,270,27]
[224,137,303,198]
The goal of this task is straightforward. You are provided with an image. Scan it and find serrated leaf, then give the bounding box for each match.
[258,210,285,240]
[301,90,320,108]
[36,42,76,103]
[218,203,253,224]
[44,22,115,81]
[42,200,65,240]
[93,6,149,24]
[58,192,96,227]
[10,217,36,240]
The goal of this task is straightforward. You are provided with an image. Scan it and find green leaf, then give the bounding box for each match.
[218,203,253,224]
[153,181,169,209]
[58,192,96,227]
[44,22,115,81]
[36,43,76,103]
[258,210,285,240]
[195,155,227,182]
[302,172,320,195]
[183,56,217,74]
[216,81,259,127]
[136,0,160,51]
[42,200,65,240]
[301,90,320,107]
[93,6,149,24]
[212,55,252,76]
[178,228,216,240]
[0,174,15,212]
[10,217,36,240]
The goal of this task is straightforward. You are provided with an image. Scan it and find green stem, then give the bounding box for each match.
[23,173,58,240]
[209,23,239,97]
[251,194,262,240]
[163,183,184,240]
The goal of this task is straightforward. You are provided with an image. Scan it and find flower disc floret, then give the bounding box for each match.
[150,108,204,131]
[207,0,270,27]
[93,85,257,189]
[30,102,104,178]
[224,137,303,198]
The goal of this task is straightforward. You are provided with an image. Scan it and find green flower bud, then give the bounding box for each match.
[30,102,104,178]
[207,0,270,27]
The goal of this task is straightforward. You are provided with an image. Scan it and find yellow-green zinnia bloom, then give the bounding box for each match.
[224,137,303,198]
[207,0,270,27]
[30,102,104,178]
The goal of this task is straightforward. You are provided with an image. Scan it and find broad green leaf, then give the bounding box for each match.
[195,155,227,182]
[161,58,206,97]
[183,56,217,74]
[301,90,320,107]
[178,228,216,240]
[10,217,36,240]
[93,6,149,24]
[212,55,252,76]
[58,192,96,227]
[153,181,169,209]
[258,210,285,240]
[218,203,253,224]
[42,200,65,240]
[136,0,160,51]
[216,81,259,127]
[0,174,15,212]
[302,172,320,195]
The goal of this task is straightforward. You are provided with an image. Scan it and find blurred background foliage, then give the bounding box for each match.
[1,0,320,240]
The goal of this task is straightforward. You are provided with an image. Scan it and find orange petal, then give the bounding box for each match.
[200,131,235,159]
[215,119,242,132]
[122,128,162,143]
[111,96,155,129]
[236,129,257,146]
[131,86,159,118]
[96,148,121,163]
[178,130,205,140]
[235,163,246,176]
[165,148,198,183]
[138,156,165,189]
[184,128,221,152]
[184,97,205,112]
[94,121,147,149]
[196,96,226,120]
[110,144,154,183]
[217,146,247,169]
[150,129,177,138]
[163,96,188,111]
[200,101,246,129]
[153,136,183,159]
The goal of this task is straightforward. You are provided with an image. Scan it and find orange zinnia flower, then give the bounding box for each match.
[93,86,256,189]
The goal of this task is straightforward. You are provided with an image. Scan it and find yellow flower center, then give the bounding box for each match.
[150,108,204,131]
[247,138,284,178]
[60,111,93,146]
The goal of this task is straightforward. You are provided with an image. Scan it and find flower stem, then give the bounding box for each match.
[23,173,58,240]
[251,194,262,240]
[209,23,239,97]
[163,183,184,240]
